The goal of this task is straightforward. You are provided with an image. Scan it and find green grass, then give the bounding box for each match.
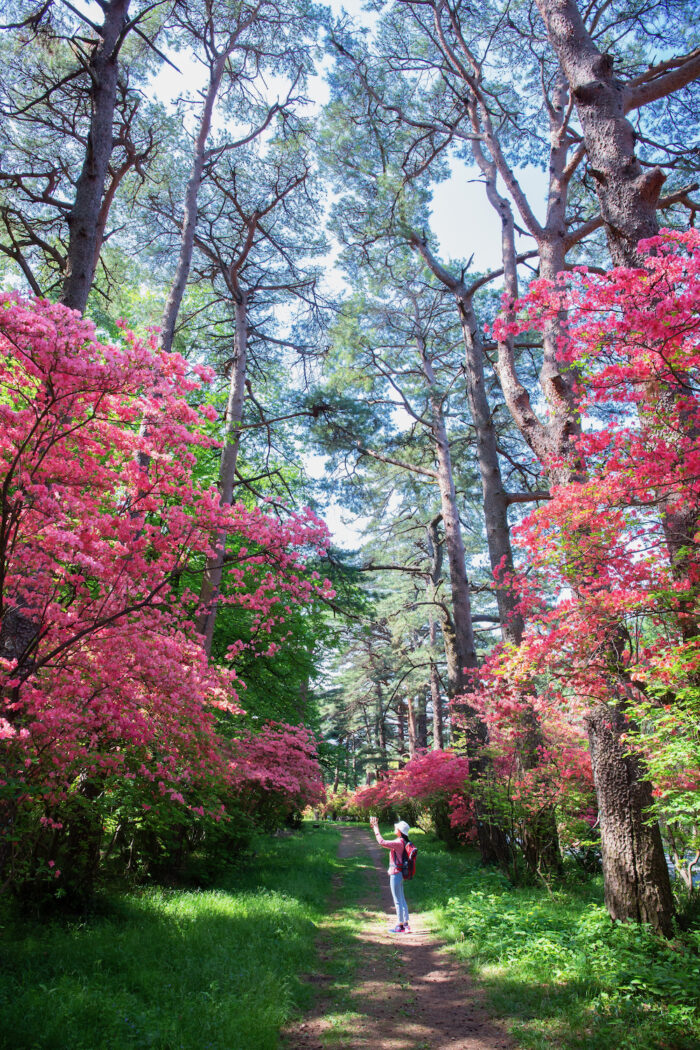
[0,824,360,1050]
[408,832,700,1050]
[5,822,698,1050]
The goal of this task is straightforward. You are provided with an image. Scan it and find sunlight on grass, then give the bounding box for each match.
[0,825,347,1050]
[408,834,700,1050]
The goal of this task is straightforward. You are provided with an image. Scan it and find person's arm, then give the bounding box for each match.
[369,817,402,851]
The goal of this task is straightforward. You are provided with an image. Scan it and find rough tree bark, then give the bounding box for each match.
[425,514,453,735]
[534,0,700,268]
[406,695,417,758]
[532,0,700,931]
[430,658,444,749]
[397,699,407,761]
[61,0,132,312]
[376,682,388,771]
[534,0,700,633]
[586,704,674,936]
[417,690,428,749]
[418,337,478,685]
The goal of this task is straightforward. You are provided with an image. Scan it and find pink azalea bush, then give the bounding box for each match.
[349,750,473,846]
[0,295,330,900]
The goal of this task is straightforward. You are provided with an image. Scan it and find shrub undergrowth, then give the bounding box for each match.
[4,822,698,1050]
[0,824,349,1050]
[409,833,700,1050]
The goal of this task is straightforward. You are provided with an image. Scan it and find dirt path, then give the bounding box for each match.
[282,827,515,1050]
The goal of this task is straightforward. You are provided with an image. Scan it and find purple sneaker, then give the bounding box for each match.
[389,924,406,933]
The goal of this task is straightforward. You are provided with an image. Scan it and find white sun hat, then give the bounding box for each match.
[394,820,410,836]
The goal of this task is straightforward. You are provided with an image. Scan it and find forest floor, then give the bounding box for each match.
[281,826,514,1050]
[3,824,697,1050]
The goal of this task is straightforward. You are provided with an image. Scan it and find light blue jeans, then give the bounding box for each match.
[389,873,409,925]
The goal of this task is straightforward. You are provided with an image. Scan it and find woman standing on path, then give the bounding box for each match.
[369,816,411,933]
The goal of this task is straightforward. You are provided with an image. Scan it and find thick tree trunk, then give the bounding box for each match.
[534,0,664,268]
[376,681,388,772]
[417,690,428,749]
[159,53,227,352]
[457,295,524,645]
[425,522,447,749]
[0,602,39,685]
[61,0,131,313]
[533,0,689,931]
[420,350,477,685]
[397,699,407,760]
[535,0,700,633]
[197,293,247,652]
[586,704,674,935]
[377,717,388,771]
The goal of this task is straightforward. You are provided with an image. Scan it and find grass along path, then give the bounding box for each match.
[282,826,514,1050]
[0,824,367,1050]
[284,826,699,1050]
[3,823,697,1049]
[407,836,700,1050]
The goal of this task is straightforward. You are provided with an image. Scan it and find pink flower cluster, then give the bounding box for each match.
[0,295,328,818]
[478,231,700,807]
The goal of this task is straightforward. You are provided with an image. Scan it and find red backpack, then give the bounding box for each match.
[401,841,418,880]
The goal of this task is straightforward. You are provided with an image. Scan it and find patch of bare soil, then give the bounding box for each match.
[281,827,515,1050]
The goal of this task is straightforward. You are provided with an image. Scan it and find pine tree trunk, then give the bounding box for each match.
[533,0,684,933]
[457,295,524,645]
[197,293,247,653]
[420,349,477,686]
[397,699,406,761]
[534,0,664,269]
[535,0,700,638]
[376,683,388,771]
[61,0,131,313]
[430,659,444,749]
[159,53,227,352]
[417,690,428,749]
[407,696,417,758]
[586,704,674,935]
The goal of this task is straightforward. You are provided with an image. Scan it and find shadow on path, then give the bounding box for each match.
[282,827,515,1050]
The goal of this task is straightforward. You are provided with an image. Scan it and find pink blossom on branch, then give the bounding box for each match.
[0,294,328,822]
[484,230,700,811]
